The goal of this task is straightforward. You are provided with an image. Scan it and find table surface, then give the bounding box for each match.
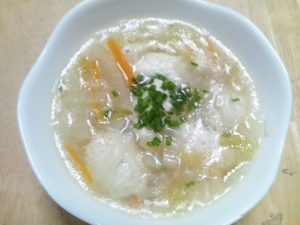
[1,0,299,224]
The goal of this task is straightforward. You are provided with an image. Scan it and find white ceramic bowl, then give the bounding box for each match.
[17,0,292,224]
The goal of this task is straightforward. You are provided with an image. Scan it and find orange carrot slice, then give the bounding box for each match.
[107,39,133,86]
[64,143,92,184]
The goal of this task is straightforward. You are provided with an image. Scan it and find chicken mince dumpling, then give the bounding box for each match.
[85,131,147,198]
[50,18,264,218]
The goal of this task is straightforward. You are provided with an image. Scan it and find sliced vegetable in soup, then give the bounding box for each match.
[50,18,264,218]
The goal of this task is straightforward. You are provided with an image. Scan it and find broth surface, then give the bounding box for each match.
[50,18,264,218]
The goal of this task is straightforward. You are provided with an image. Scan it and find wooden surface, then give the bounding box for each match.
[0,0,299,224]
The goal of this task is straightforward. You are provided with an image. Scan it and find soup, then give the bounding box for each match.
[50,18,264,218]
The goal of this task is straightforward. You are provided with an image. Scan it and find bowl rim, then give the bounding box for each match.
[17,0,292,224]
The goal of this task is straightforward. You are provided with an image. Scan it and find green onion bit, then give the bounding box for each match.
[130,73,202,146]
[104,109,113,118]
[191,62,199,67]
[185,181,196,188]
[111,90,119,97]
[166,136,172,146]
[147,137,162,147]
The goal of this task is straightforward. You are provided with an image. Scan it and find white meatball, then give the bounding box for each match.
[85,131,147,198]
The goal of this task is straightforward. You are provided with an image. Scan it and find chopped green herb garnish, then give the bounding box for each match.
[129,86,143,97]
[129,73,202,136]
[111,90,119,97]
[136,74,145,82]
[58,86,63,92]
[169,120,180,127]
[191,62,199,67]
[202,89,208,93]
[166,136,172,146]
[185,181,196,188]
[161,80,176,91]
[231,98,240,102]
[132,74,147,86]
[104,109,113,118]
[147,137,161,147]
[180,117,186,122]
